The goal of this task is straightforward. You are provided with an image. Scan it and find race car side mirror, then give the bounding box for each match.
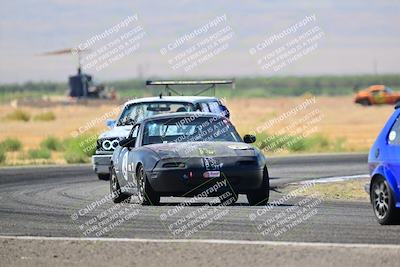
[119,137,136,147]
[106,119,116,129]
[243,134,256,144]
[221,105,230,118]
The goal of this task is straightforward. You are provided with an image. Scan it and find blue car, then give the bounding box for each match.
[368,103,400,224]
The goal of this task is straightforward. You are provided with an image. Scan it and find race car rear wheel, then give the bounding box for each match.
[136,164,160,206]
[110,167,131,203]
[370,176,399,225]
[246,167,270,206]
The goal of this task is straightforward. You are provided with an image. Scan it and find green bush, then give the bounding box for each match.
[5,109,30,121]
[28,148,51,159]
[64,151,89,164]
[287,137,308,152]
[307,135,330,150]
[63,134,97,164]
[257,133,293,152]
[332,137,347,152]
[0,138,22,151]
[33,111,56,121]
[0,148,6,164]
[40,136,63,151]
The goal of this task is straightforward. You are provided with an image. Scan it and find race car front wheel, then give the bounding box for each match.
[370,176,399,225]
[110,167,131,203]
[136,164,160,206]
[246,167,270,206]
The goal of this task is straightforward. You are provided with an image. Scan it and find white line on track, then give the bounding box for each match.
[296,174,370,184]
[0,235,399,249]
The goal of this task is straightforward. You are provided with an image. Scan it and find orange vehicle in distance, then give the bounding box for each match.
[354,85,400,106]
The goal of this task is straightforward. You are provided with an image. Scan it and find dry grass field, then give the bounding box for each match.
[0,95,395,165]
[227,96,393,152]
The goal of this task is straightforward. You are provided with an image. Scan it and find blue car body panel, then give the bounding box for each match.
[368,108,400,208]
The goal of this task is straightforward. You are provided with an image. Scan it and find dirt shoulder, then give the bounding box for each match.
[1,237,399,267]
[284,178,370,201]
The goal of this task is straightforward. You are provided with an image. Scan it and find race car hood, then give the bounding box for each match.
[99,125,132,139]
[144,141,257,159]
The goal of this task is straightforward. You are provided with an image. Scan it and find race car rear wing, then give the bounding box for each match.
[145,79,235,96]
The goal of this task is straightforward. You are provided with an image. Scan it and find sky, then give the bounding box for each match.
[0,0,399,83]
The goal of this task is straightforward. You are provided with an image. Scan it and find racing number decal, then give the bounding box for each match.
[202,157,220,170]
[122,150,129,181]
[202,157,222,178]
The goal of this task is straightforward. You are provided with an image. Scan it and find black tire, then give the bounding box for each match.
[360,99,371,106]
[247,167,270,206]
[98,173,110,181]
[370,176,400,225]
[136,164,160,205]
[110,167,131,203]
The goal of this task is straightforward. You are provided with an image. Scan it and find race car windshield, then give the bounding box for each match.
[117,102,195,126]
[142,116,241,145]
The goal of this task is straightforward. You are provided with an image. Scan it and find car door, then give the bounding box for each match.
[386,113,400,190]
[371,90,385,104]
[118,124,140,190]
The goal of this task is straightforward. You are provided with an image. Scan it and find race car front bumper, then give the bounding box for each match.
[147,157,265,196]
[92,152,113,174]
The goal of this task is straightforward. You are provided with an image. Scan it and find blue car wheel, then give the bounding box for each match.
[370,176,399,224]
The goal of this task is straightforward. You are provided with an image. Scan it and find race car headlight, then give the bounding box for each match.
[102,140,112,150]
[162,162,186,168]
[97,138,121,151]
[111,139,119,149]
[158,150,180,159]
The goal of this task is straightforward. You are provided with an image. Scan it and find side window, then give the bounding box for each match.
[385,87,393,94]
[131,125,139,138]
[208,101,222,113]
[128,124,140,147]
[208,101,229,117]
[388,116,400,145]
[200,103,211,112]
[371,90,380,96]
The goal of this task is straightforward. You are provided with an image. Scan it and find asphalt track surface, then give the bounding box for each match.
[1,153,400,245]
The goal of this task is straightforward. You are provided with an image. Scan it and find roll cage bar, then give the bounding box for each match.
[145,80,235,96]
